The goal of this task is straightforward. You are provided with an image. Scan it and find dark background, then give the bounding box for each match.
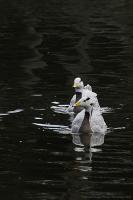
[0,0,133,199]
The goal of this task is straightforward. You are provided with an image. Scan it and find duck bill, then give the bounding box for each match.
[74,101,81,107]
[72,83,79,88]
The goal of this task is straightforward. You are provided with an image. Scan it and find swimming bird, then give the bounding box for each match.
[71,95,107,135]
[67,77,100,113]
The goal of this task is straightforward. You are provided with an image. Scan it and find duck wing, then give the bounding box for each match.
[90,110,107,133]
[82,89,97,98]
[72,109,85,133]
[84,84,92,91]
[70,94,76,106]
[67,94,76,112]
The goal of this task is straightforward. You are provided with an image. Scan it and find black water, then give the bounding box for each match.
[0,0,133,199]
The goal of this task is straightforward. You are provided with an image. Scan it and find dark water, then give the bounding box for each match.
[0,0,133,199]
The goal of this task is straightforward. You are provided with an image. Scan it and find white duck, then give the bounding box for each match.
[71,94,107,135]
[67,77,100,113]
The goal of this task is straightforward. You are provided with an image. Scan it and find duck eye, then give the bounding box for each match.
[83,97,90,102]
[86,97,90,101]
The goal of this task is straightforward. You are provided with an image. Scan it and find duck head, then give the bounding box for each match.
[74,95,94,113]
[73,77,84,90]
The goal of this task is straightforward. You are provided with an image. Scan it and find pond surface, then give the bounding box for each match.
[0,0,133,199]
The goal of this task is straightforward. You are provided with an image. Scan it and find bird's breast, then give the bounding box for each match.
[79,112,92,134]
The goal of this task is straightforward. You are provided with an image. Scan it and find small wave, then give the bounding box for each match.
[74,147,85,152]
[31,94,43,97]
[78,166,92,172]
[33,123,68,128]
[90,147,102,152]
[34,117,43,120]
[51,105,69,114]
[51,101,60,105]
[0,113,8,116]
[101,107,114,113]
[114,127,126,130]
[108,126,126,132]
[7,109,24,114]
[33,123,71,134]
[30,107,46,111]
[0,109,24,116]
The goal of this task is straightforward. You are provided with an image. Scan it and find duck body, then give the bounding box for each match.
[72,95,107,135]
[79,111,92,134]
[90,107,107,133]
[71,109,92,146]
[72,109,92,134]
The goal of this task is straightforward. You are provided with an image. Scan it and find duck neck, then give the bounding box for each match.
[86,106,93,117]
[75,88,83,93]
[85,111,90,120]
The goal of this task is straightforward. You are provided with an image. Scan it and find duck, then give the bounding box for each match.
[67,77,100,114]
[71,94,107,135]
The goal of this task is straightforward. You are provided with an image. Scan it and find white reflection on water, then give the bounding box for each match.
[7,109,24,114]
[51,101,60,105]
[114,127,126,130]
[0,113,8,116]
[0,109,24,116]
[51,105,69,114]
[31,94,43,97]
[100,107,114,113]
[33,119,106,147]
[72,132,105,147]
[30,107,46,111]
[74,143,102,171]
[34,117,43,120]
[33,123,71,134]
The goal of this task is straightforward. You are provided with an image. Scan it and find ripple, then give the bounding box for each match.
[114,127,126,130]
[101,107,114,113]
[31,94,43,97]
[33,123,68,128]
[0,109,24,116]
[0,113,8,116]
[34,117,43,120]
[33,123,71,134]
[7,109,24,114]
[108,126,126,132]
[51,105,69,114]
[77,166,92,172]
[31,107,46,111]
[51,101,60,105]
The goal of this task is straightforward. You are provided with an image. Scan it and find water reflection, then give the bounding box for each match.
[0,0,133,200]
[72,132,105,147]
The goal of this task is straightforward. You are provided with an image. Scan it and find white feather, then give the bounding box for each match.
[71,109,85,133]
[72,96,107,134]
[70,94,76,106]
[67,94,76,112]
[90,109,107,133]
[84,84,92,91]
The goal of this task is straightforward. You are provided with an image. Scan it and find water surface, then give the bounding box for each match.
[0,0,133,199]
